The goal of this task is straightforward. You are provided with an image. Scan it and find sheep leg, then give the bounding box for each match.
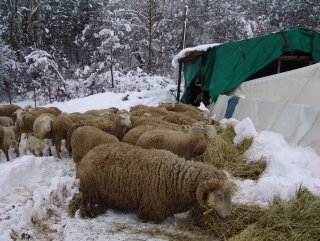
[1,146,10,162]
[54,136,61,159]
[48,146,52,156]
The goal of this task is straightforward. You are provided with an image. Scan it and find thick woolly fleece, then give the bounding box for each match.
[72,142,227,222]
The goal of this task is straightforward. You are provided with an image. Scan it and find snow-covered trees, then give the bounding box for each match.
[0,0,319,103]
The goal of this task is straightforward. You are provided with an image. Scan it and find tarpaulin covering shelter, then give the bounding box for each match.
[179,28,320,104]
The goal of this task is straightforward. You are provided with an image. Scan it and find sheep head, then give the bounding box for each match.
[196,179,232,219]
[118,112,132,128]
[13,109,25,121]
[39,116,54,132]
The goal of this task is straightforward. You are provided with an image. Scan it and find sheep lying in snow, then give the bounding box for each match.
[68,142,232,222]
[0,116,14,127]
[24,136,52,157]
[0,126,19,161]
[135,125,208,160]
[70,125,119,166]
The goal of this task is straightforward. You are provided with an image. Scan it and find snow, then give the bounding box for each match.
[172,43,221,68]
[1,77,320,240]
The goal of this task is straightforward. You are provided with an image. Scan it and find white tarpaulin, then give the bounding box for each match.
[209,63,320,154]
[231,62,320,108]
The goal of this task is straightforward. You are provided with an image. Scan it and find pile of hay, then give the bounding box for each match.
[178,204,265,240]
[179,188,320,241]
[234,188,320,241]
[204,125,266,180]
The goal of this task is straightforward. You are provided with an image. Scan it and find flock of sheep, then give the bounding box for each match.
[0,102,232,223]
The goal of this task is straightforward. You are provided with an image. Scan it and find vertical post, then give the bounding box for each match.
[33,85,37,108]
[176,62,183,102]
[176,5,188,102]
[110,43,114,88]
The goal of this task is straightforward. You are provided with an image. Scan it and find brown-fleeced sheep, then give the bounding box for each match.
[159,102,203,113]
[132,116,180,130]
[0,116,14,127]
[84,107,119,117]
[135,125,208,160]
[0,126,19,161]
[0,104,21,121]
[81,110,132,140]
[70,125,119,166]
[51,115,74,158]
[68,142,232,222]
[130,106,168,118]
[14,109,38,146]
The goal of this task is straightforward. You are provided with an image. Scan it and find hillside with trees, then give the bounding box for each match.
[0,0,319,104]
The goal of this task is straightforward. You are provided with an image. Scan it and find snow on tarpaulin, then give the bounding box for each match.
[171,43,221,68]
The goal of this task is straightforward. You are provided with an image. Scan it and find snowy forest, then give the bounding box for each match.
[0,0,319,104]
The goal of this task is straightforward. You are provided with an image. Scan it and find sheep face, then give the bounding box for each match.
[13,109,25,121]
[119,113,132,128]
[206,184,232,219]
[196,179,232,219]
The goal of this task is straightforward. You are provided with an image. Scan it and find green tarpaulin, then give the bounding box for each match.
[181,28,320,103]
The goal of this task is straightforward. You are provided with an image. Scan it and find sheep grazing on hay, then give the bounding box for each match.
[0,126,19,161]
[135,125,208,160]
[68,142,232,223]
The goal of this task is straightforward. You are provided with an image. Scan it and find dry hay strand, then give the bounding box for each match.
[203,131,266,180]
[178,204,265,240]
[234,187,320,241]
[216,124,236,142]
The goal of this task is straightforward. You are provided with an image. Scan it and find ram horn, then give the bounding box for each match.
[196,178,225,210]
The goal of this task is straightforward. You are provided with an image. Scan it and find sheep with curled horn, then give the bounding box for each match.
[68,142,232,222]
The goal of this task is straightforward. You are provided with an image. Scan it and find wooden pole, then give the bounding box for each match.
[176,62,182,102]
[176,6,188,102]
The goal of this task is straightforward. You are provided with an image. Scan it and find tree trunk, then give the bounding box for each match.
[5,82,12,104]
[147,0,153,73]
[33,85,37,108]
[110,43,114,88]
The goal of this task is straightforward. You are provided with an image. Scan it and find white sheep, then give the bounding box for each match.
[23,136,52,157]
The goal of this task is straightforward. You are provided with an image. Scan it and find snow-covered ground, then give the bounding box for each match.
[1,83,320,241]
